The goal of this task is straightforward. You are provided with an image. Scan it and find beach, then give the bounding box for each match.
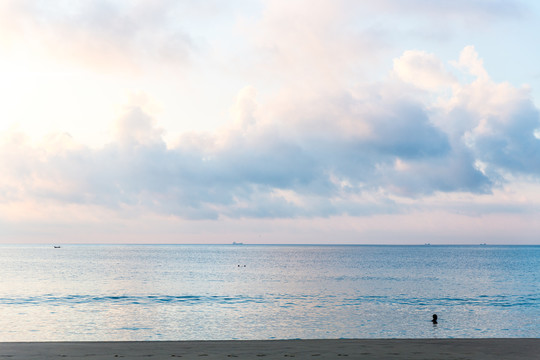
[0,339,538,359]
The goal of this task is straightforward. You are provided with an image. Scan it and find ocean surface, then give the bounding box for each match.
[0,245,538,341]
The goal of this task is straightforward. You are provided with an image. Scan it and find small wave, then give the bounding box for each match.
[0,293,537,309]
[343,294,539,308]
[0,294,265,307]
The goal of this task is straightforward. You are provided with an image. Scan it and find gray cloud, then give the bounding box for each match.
[1,42,538,220]
[472,100,540,175]
[0,83,502,219]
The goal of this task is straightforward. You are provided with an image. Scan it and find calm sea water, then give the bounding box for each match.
[0,245,538,341]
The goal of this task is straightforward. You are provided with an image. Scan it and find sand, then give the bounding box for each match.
[0,339,538,359]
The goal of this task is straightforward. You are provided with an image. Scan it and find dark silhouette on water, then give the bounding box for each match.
[432,314,438,324]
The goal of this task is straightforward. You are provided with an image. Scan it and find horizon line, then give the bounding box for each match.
[1,243,539,246]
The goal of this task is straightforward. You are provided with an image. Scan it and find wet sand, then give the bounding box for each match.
[0,339,538,359]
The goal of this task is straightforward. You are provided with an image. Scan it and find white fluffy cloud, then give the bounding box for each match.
[393,50,457,90]
[1,46,538,222]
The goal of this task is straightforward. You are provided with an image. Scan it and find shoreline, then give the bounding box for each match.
[0,339,538,359]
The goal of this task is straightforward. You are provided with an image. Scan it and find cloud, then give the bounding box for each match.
[445,47,540,176]
[349,0,528,47]
[231,86,259,131]
[453,45,489,81]
[241,0,389,90]
[0,46,538,222]
[393,50,457,90]
[0,0,198,72]
[464,87,540,175]
[114,101,164,146]
[236,0,527,97]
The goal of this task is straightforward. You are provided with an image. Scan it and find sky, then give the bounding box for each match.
[1,0,540,244]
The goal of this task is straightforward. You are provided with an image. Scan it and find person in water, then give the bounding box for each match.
[432,314,438,324]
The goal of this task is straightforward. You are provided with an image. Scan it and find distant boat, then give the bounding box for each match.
[232,242,243,245]
[53,246,61,248]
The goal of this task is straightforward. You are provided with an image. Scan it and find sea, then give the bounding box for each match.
[0,245,538,341]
